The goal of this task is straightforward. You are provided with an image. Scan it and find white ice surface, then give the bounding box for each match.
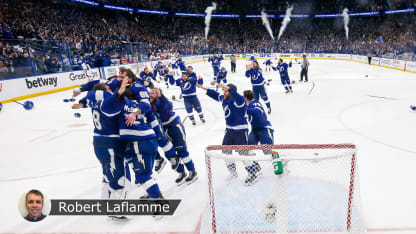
[0,59,415,233]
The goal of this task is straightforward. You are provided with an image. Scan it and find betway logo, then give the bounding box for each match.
[26,77,57,89]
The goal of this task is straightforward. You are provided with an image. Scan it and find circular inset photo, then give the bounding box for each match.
[18,189,51,222]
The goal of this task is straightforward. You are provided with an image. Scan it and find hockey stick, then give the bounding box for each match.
[307,81,315,95]
[367,95,396,100]
[13,100,25,106]
[182,115,189,124]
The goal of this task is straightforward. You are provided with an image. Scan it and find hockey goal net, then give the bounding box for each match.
[201,144,365,234]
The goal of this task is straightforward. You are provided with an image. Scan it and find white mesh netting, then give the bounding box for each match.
[201,144,366,234]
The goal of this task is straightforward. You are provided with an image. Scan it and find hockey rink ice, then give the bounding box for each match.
[0,59,415,233]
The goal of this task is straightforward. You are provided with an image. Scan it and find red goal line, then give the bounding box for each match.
[206,143,356,151]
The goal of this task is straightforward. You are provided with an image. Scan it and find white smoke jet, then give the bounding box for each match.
[261,10,275,40]
[278,6,294,40]
[343,8,350,40]
[205,2,217,40]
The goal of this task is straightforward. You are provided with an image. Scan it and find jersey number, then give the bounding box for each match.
[139,91,149,99]
[92,110,102,130]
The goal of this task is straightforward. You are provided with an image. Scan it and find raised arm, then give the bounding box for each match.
[73,80,102,97]
[228,86,245,108]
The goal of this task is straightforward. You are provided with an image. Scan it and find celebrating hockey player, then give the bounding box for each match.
[139,67,156,88]
[273,58,293,93]
[197,83,261,186]
[169,70,205,125]
[215,67,228,90]
[177,58,187,72]
[101,78,163,200]
[243,90,274,155]
[149,87,198,185]
[245,60,272,114]
[264,55,272,72]
[72,83,128,205]
[208,54,224,77]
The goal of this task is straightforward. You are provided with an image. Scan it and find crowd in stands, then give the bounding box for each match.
[0,0,415,78]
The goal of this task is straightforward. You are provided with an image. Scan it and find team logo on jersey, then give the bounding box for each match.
[251,71,261,81]
[183,82,191,90]
[223,105,231,118]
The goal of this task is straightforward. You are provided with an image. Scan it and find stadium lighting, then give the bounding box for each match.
[314,13,343,18]
[385,8,415,14]
[71,0,98,6]
[246,14,275,18]
[174,13,205,17]
[348,11,379,16]
[212,14,240,18]
[278,14,308,18]
[137,9,169,15]
[103,4,134,12]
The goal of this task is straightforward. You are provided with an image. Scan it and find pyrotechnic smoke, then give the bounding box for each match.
[205,2,217,40]
[343,8,350,40]
[278,6,294,40]
[261,10,274,40]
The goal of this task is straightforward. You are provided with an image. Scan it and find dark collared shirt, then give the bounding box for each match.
[25,214,46,222]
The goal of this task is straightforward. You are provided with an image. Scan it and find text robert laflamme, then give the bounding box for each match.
[49,200,181,216]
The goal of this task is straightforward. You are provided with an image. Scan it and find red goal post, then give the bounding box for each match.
[202,144,365,234]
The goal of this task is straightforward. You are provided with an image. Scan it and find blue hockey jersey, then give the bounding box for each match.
[152,94,181,127]
[130,81,152,111]
[101,92,156,141]
[169,76,203,97]
[216,70,227,83]
[160,68,169,78]
[80,90,119,139]
[245,67,266,86]
[273,62,292,78]
[138,71,155,87]
[153,63,166,76]
[265,58,271,65]
[177,60,186,71]
[246,99,272,129]
[208,56,223,67]
[139,71,155,82]
[206,88,248,132]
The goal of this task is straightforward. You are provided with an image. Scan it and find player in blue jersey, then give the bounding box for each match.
[177,58,187,72]
[159,67,170,89]
[139,67,156,88]
[208,54,224,77]
[127,72,182,180]
[169,71,205,126]
[101,78,163,200]
[243,90,274,156]
[197,83,261,186]
[149,87,198,185]
[72,83,129,219]
[245,60,272,114]
[153,61,165,80]
[215,67,228,90]
[170,57,179,76]
[263,55,272,72]
[273,58,293,93]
